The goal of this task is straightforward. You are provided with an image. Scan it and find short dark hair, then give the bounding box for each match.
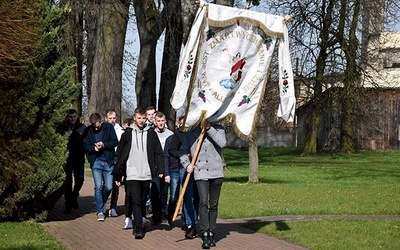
[89,113,102,124]
[146,106,155,111]
[67,109,77,115]
[106,109,116,116]
[134,107,146,116]
[155,111,165,119]
[123,118,134,125]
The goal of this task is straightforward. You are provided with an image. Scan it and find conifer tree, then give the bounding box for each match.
[0,0,79,221]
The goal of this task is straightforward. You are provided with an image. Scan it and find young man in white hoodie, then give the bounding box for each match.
[105,109,124,217]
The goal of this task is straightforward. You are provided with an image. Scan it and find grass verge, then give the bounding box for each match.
[0,221,66,249]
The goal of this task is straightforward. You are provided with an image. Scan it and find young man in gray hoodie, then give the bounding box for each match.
[113,107,164,239]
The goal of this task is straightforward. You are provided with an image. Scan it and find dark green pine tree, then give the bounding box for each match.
[0,0,80,221]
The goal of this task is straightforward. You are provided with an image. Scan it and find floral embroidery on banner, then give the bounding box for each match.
[197,79,206,102]
[184,54,194,79]
[264,38,273,50]
[198,89,206,102]
[238,95,251,107]
[206,29,215,41]
[281,69,289,93]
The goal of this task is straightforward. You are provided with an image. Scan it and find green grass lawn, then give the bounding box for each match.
[245,219,400,250]
[220,147,400,249]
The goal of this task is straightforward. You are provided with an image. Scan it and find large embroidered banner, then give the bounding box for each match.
[171,1,296,139]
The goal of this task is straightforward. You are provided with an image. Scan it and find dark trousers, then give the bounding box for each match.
[64,163,85,209]
[151,176,162,223]
[125,180,151,231]
[196,178,223,233]
[110,181,119,209]
[151,176,169,223]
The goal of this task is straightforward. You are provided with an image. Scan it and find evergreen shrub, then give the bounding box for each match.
[0,0,80,221]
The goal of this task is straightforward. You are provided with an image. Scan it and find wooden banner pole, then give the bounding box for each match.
[172,126,207,222]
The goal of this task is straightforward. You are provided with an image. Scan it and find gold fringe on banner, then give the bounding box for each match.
[208,17,285,40]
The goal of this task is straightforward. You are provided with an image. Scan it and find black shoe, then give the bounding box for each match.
[72,199,79,210]
[167,214,173,227]
[185,225,197,239]
[167,203,176,227]
[151,218,161,226]
[181,224,187,231]
[64,206,72,214]
[134,229,144,239]
[209,231,216,247]
[201,231,210,249]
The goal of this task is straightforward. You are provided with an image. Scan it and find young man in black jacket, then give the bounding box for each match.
[83,113,118,222]
[113,107,164,239]
[57,109,86,214]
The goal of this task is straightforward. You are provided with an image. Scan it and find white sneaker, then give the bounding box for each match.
[124,217,133,229]
[109,208,118,217]
[97,212,105,222]
[142,217,151,230]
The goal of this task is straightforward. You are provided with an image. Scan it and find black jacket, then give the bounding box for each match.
[83,122,118,167]
[112,127,164,182]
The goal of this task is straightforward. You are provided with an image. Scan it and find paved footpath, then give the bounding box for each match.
[42,176,310,250]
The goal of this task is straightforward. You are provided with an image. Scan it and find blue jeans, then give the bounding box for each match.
[180,168,199,226]
[167,171,182,222]
[169,171,181,204]
[91,159,114,214]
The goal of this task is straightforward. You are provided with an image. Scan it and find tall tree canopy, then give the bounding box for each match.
[266,0,395,155]
[0,1,40,80]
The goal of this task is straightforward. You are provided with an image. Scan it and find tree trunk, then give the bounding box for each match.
[86,0,129,119]
[302,0,335,155]
[302,108,321,155]
[60,0,84,115]
[84,0,100,105]
[136,42,158,109]
[248,132,259,183]
[159,0,183,128]
[302,48,325,156]
[133,0,165,109]
[339,0,361,153]
[180,0,198,45]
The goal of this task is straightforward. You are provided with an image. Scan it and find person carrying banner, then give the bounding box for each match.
[180,123,226,249]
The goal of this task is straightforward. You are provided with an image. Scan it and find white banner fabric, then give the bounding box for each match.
[171,2,296,138]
